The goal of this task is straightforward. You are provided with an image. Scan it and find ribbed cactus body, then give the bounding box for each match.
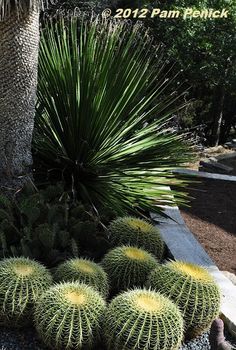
[0,257,52,327]
[104,289,184,350]
[34,282,106,350]
[101,245,159,292]
[147,261,221,338]
[109,216,164,259]
[53,258,109,297]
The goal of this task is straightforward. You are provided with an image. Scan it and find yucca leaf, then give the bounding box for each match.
[34,16,194,216]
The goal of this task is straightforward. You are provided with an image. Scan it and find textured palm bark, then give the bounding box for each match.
[0,8,39,192]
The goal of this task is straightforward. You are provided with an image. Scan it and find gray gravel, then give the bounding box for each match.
[0,327,46,350]
[180,332,210,350]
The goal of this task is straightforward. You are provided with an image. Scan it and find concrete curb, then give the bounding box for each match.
[174,168,236,181]
[151,206,236,339]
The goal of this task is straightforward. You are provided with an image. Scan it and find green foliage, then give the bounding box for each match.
[101,246,158,292]
[147,260,221,338]
[0,184,112,266]
[34,282,106,349]
[144,0,236,144]
[54,258,109,297]
[104,288,184,350]
[109,216,164,259]
[34,15,193,218]
[0,257,52,327]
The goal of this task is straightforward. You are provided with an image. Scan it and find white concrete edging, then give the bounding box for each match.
[174,168,236,181]
[151,206,236,339]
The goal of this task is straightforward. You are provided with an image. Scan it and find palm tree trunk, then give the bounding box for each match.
[0,4,39,193]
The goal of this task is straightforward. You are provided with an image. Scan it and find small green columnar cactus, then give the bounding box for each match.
[0,257,52,327]
[53,258,109,297]
[101,245,159,292]
[147,260,221,338]
[104,288,184,350]
[108,216,164,259]
[34,282,106,350]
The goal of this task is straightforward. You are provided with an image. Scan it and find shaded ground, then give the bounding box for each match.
[220,157,236,175]
[180,179,236,274]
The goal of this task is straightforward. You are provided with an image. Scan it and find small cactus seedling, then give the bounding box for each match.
[0,257,52,327]
[104,288,184,350]
[108,216,164,259]
[34,282,106,349]
[53,258,109,297]
[101,245,159,292]
[147,260,221,338]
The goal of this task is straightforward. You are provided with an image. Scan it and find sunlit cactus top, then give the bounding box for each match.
[169,260,215,283]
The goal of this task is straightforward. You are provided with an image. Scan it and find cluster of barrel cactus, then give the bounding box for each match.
[0,210,222,350]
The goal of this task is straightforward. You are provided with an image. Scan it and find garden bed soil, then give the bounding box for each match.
[220,157,236,176]
[180,179,236,274]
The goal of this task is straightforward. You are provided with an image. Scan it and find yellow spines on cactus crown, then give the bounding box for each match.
[53,258,109,297]
[169,260,214,283]
[109,216,165,259]
[147,260,221,338]
[104,288,184,350]
[34,282,106,350]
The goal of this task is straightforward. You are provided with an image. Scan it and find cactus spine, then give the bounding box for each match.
[147,260,221,338]
[53,258,109,297]
[34,282,106,349]
[101,245,159,292]
[0,257,52,327]
[109,216,164,259]
[104,288,184,350]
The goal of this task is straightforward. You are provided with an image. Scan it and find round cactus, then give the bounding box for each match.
[104,288,184,350]
[147,260,221,338]
[101,245,159,292]
[108,216,164,259]
[0,257,52,327]
[34,282,106,349]
[53,258,109,297]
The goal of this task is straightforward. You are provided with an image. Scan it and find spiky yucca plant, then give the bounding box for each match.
[53,258,109,297]
[34,282,106,349]
[34,16,193,216]
[147,261,221,338]
[104,288,184,350]
[109,216,164,258]
[101,245,158,292]
[0,257,52,327]
[0,0,42,190]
